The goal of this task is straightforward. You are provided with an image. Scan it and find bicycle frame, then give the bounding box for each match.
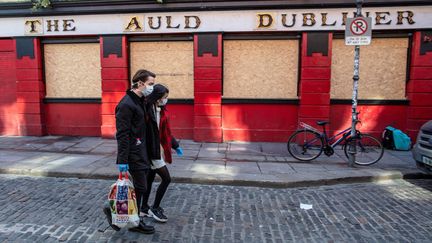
[301,126,354,149]
[325,127,352,148]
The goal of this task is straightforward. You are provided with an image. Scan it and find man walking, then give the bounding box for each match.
[104,69,156,234]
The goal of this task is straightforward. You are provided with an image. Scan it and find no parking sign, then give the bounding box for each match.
[345,17,372,45]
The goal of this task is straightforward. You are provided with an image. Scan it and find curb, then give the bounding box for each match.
[0,168,430,188]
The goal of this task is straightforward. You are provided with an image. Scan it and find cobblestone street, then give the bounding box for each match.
[0,175,431,242]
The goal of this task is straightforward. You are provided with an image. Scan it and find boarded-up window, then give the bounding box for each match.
[331,38,408,100]
[44,43,101,98]
[130,41,194,99]
[223,40,299,99]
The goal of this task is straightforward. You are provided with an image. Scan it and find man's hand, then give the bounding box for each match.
[118,164,129,172]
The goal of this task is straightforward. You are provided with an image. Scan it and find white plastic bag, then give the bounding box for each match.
[107,172,140,228]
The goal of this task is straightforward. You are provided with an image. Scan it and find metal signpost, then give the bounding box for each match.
[345,0,372,167]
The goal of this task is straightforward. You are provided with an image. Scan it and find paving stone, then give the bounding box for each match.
[38,142,78,152]
[261,142,291,156]
[225,162,261,174]
[89,145,117,154]
[289,163,329,172]
[17,143,50,150]
[226,154,267,162]
[0,151,40,163]
[166,159,194,171]
[228,142,262,153]
[258,162,296,174]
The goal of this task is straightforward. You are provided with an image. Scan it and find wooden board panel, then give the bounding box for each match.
[130,41,194,99]
[44,43,101,98]
[331,38,408,100]
[223,40,299,99]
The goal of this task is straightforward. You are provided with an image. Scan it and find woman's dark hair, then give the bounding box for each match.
[146,84,169,105]
[131,69,156,88]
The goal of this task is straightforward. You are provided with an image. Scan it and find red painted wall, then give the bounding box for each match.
[2,32,431,142]
[298,33,332,131]
[100,36,129,138]
[222,104,298,142]
[167,104,194,139]
[330,105,408,139]
[0,39,18,135]
[45,103,101,136]
[15,38,45,136]
[193,34,223,142]
[407,31,432,140]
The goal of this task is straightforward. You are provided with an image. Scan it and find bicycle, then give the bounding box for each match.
[287,118,384,166]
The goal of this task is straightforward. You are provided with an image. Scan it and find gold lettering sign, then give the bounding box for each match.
[125,16,143,31]
[321,13,336,26]
[63,19,76,31]
[25,20,42,33]
[375,12,392,25]
[302,13,316,26]
[397,11,415,25]
[25,18,76,35]
[21,9,421,37]
[184,16,201,29]
[123,15,201,32]
[46,20,59,32]
[256,13,274,28]
[282,14,296,27]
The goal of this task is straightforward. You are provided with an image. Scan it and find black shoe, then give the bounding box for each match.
[140,206,151,218]
[103,206,120,231]
[129,221,155,234]
[149,207,168,223]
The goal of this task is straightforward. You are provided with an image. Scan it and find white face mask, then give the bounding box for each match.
[158,98,168,106]
[142,85,154,97]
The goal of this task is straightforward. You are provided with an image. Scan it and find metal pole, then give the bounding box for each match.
[348,0,363,167]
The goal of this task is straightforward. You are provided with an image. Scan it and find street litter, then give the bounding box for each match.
[300,203,313,210]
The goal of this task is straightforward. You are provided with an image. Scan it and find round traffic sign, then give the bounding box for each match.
[350,18,368,36]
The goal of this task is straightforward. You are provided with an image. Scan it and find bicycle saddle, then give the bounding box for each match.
[316,121,329,126]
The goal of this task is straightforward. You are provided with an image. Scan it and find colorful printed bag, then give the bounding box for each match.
[107,172,140,228]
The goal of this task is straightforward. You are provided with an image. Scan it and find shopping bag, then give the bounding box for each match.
[107,172,140,228]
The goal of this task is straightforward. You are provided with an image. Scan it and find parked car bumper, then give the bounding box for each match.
[412,121,432,175]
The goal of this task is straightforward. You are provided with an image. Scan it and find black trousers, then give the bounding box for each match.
[128,169,149,214]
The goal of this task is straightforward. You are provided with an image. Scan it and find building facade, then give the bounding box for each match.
[0,0,431,142]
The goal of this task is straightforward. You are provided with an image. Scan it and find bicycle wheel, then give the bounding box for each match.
[287,130,324,161]
[344,133,384,166]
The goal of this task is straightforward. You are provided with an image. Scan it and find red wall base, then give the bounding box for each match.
[330,105,408,139]
[222,104,298,142]
[167,104,194,139]
[0,48,18,135]
[45,103,101,136]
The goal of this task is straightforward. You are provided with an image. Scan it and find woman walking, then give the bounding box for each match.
[142,84,183,223]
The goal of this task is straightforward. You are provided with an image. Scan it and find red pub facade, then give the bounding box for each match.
[0,0,431,142]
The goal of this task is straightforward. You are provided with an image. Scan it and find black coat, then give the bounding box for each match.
[115,90,151,170]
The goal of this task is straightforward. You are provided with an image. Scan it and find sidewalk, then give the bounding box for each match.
[0,136,429,187]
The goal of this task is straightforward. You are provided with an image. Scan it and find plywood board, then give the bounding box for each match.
[44,43,101,98]
[223,40,299,99]
[130,41,194,99]
[331,38,408,100]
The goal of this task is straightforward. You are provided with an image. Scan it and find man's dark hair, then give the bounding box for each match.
[131,69,156,88]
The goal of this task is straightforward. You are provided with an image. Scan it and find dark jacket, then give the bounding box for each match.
[115,90,151,170]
